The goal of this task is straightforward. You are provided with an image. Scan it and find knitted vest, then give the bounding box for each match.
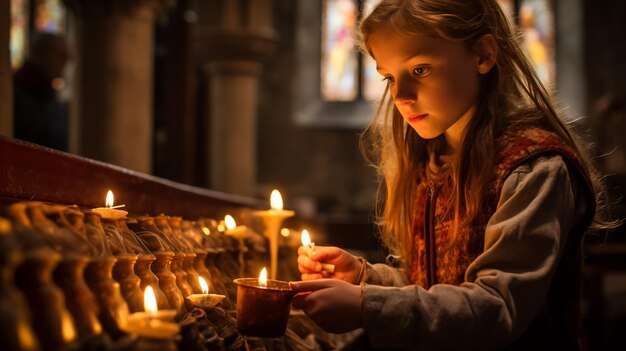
[409,127,595,349]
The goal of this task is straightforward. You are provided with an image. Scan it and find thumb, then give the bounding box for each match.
[289,279,337,292]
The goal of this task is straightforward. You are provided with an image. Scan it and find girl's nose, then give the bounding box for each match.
[393,78,417,105]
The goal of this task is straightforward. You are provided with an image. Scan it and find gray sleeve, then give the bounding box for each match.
[361,261,410,286]
[360,155,585,350]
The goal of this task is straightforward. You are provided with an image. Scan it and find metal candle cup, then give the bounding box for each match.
[233,278,295,338]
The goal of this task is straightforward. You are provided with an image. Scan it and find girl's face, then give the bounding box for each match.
[369,26,483,150]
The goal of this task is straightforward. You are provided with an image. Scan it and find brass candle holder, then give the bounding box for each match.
[0,218,39,351]
[253,190,295,280]
[84,255,130,339]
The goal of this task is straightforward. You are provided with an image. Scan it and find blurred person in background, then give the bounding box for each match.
[13,31,70,151]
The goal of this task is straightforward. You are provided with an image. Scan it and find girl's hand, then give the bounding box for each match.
[297,245,362,282]
[290,279,362,333]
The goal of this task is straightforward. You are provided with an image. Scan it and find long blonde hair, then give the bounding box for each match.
[359,0,612,265]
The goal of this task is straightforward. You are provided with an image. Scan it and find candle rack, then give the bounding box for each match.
[0,136,323,349]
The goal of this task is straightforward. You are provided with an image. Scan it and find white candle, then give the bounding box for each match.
[122,285,179,339]
[185,276,225,309]
[300,229,335,273]
[223,215,249,240]
[253,190,295,280]
[92,190,128,220]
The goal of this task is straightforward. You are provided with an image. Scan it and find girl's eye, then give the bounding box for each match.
[413,67,430,77]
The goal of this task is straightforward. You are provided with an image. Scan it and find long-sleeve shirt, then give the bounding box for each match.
[359,155,588,350]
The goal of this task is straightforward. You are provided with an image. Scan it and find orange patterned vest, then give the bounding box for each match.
[408,127,596,349]
[409,127,594,287]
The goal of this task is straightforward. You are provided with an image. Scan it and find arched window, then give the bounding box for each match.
[321,0,384,102]
[10,0,67,70]
[296,0,384,128]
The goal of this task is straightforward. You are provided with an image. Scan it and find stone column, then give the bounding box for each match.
[64,0,168,173]
[196,0,276,196]
[0,0,12,136]
[556,0,585,121]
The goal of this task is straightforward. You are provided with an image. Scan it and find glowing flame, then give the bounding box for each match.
[259,267,267,288]
[144,286,157,314]
[106,190,114,208]
[301,229,312,247]
[201,227,211,236]
[224,215,236,230]
[199,276,209,294]
[280,228,290,237]
[270,189,283,210]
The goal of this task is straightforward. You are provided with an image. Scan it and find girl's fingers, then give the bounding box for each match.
[297,254,322,272]
[297,245,309,256]
[289,278,338,292]
[291,292,312,309]
[300,273,324,281]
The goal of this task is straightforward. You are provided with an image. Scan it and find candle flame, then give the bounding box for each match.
[280,228,290,237]
[202,227,211,236]
[301,229,311,247]
[106,190,114,208]
[259,267,267,288]
[199,276,209,294]
[270,189,283,210]
[144,285,157,314]
[224,215,236,230]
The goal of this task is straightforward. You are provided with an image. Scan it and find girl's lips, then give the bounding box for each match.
[408,113,428,122]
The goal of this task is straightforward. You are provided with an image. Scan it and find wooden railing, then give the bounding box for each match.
[0,135,264,218]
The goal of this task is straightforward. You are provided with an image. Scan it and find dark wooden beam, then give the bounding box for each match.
[0,136,264,218]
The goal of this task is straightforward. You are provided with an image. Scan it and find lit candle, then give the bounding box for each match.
[232,267,295,338]
[145,285,158,315]
[185,276,225,309]
[224,215,249,277]
[258,267,267,288]
[92,190,129,220]
[253,190,295,280]
[199,276,209,293]
[223,215,248,240]
[300,229,335,273]
[122,285,180,340]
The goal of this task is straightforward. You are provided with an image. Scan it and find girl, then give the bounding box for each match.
[290,0,614,350]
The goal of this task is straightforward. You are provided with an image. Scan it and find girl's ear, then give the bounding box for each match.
[474,34,498,74]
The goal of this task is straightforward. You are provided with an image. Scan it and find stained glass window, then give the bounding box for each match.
[519,0,555,87]
[321,0,358,101]
[361,0,386,102]
[497,0,556,87]
[10,0,30,70]
[322,0,386,102]
[10,0,66,70]
[35,0,66,34]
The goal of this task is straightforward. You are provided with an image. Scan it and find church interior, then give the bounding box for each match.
[1,0,625,350]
